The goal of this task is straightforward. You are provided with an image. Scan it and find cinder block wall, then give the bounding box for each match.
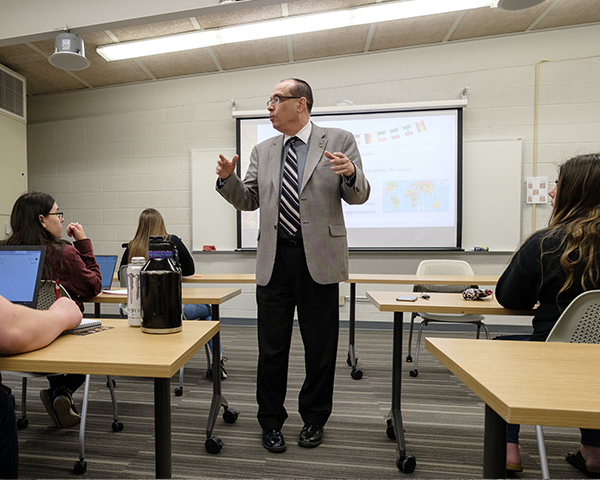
[26,24,600,322]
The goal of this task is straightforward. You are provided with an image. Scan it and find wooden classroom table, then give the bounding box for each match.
[101,273,255,317]
[365,290,533,474]
[345,274,499,379]
[426,338,600,478]
[89,287,242,324]
[0,319,226,479]
[183,273,256,284]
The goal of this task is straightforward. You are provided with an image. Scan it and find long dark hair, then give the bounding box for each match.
[2,191,64,277]
[542,153,600,298]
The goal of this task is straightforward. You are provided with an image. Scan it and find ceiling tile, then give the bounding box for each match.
[72,33,152,87]
[287,0,375,15]
[76,61,151,88]
[292,25,370,61]
[450,5,545,40]
[107,18,196,42]
[0,43,45,70]
[211,37,289,70]
[22,61,87,95]
[532,0,600,29]
[369,13,457,51]
[196,5,284,29]
[140,49,219,78]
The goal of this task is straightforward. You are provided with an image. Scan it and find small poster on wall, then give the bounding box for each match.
[526,176,548,204]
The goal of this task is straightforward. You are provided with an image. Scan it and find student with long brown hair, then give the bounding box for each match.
[120,208,227,378]
[496,153,600,477]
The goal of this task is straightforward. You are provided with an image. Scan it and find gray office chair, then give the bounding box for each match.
[535,289,600,480]
[119,264,212,396]
[407,260,489,377]
[2,280,122,475]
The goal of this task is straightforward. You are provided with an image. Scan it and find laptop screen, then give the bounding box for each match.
[0,245,46,309]
[95,255,118,290]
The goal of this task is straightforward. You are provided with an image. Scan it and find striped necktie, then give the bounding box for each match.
[279,137,301,236]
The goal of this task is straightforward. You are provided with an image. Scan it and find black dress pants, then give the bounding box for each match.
[256,241,339,431]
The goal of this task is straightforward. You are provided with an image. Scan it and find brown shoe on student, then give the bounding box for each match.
[40,389,62,428]
[53,391,81,429]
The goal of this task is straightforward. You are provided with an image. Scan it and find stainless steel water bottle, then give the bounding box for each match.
[126,256,146,327]
[140,236,182,334]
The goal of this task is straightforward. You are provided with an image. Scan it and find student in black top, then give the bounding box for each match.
[119,208,227,378]
[496,153,600,477]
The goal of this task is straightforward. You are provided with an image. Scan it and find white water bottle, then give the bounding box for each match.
[127,256,146,327]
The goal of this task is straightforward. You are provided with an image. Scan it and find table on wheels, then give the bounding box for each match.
[88,286,241,391]
[365,290,533,474]
[0,318,236,478]
[345,274,498,379]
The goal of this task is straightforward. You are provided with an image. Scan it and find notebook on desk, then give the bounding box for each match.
[96,255,118,292]
[0,245,46,309]
[62,318,102,335]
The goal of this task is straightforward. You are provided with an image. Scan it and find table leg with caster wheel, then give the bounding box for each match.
[347,283,363,380]
[389,311,416,473]
[204,306,239,455]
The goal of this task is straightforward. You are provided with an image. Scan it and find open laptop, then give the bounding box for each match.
[0,245,46,309]
[96,255,118,292]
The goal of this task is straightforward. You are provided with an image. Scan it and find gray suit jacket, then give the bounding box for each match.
[218,123,371,286]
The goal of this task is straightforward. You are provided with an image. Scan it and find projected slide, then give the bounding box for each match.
[237,108,461,250]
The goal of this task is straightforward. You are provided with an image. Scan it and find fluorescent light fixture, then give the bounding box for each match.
[97,0,496,61]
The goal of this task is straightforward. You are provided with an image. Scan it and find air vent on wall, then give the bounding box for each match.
[0,64,26,123]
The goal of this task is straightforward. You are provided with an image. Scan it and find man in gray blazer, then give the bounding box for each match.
[217,78,370,452]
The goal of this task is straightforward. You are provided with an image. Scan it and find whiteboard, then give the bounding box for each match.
[462,139,523,252]
[190,140,523,252]
[190,149,237,252]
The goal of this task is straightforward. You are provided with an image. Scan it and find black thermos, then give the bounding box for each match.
[140,235,182,334]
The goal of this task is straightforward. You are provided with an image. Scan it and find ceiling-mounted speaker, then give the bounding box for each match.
[497,0,547,11]
[48,32,91,71]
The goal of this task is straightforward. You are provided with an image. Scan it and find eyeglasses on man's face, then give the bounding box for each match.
[47,212,64,220]
[267,95,301,107]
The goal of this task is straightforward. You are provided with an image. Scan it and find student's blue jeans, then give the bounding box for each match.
[0,388,18,479]
[508,424,600,447]
[183,304,222,355]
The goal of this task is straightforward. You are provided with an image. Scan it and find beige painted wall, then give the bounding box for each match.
[0,112,27,240]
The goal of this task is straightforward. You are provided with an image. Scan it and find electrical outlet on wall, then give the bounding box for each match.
[5,222,11,235]
[338,295,345,306]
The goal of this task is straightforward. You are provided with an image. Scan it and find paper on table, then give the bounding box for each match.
[102,288,127,295]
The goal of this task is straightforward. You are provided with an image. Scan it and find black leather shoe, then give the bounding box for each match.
[262,429,286,452]
[298,424,323,448]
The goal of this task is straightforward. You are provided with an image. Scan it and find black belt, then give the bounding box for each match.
[277,238,302,248]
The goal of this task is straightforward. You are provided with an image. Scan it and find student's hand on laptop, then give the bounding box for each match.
[66,222,87,241]
[50,297,83,328]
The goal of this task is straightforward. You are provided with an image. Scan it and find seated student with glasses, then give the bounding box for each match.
[1,191,102,429]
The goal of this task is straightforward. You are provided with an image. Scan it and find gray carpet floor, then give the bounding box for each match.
[6,323,588,479]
